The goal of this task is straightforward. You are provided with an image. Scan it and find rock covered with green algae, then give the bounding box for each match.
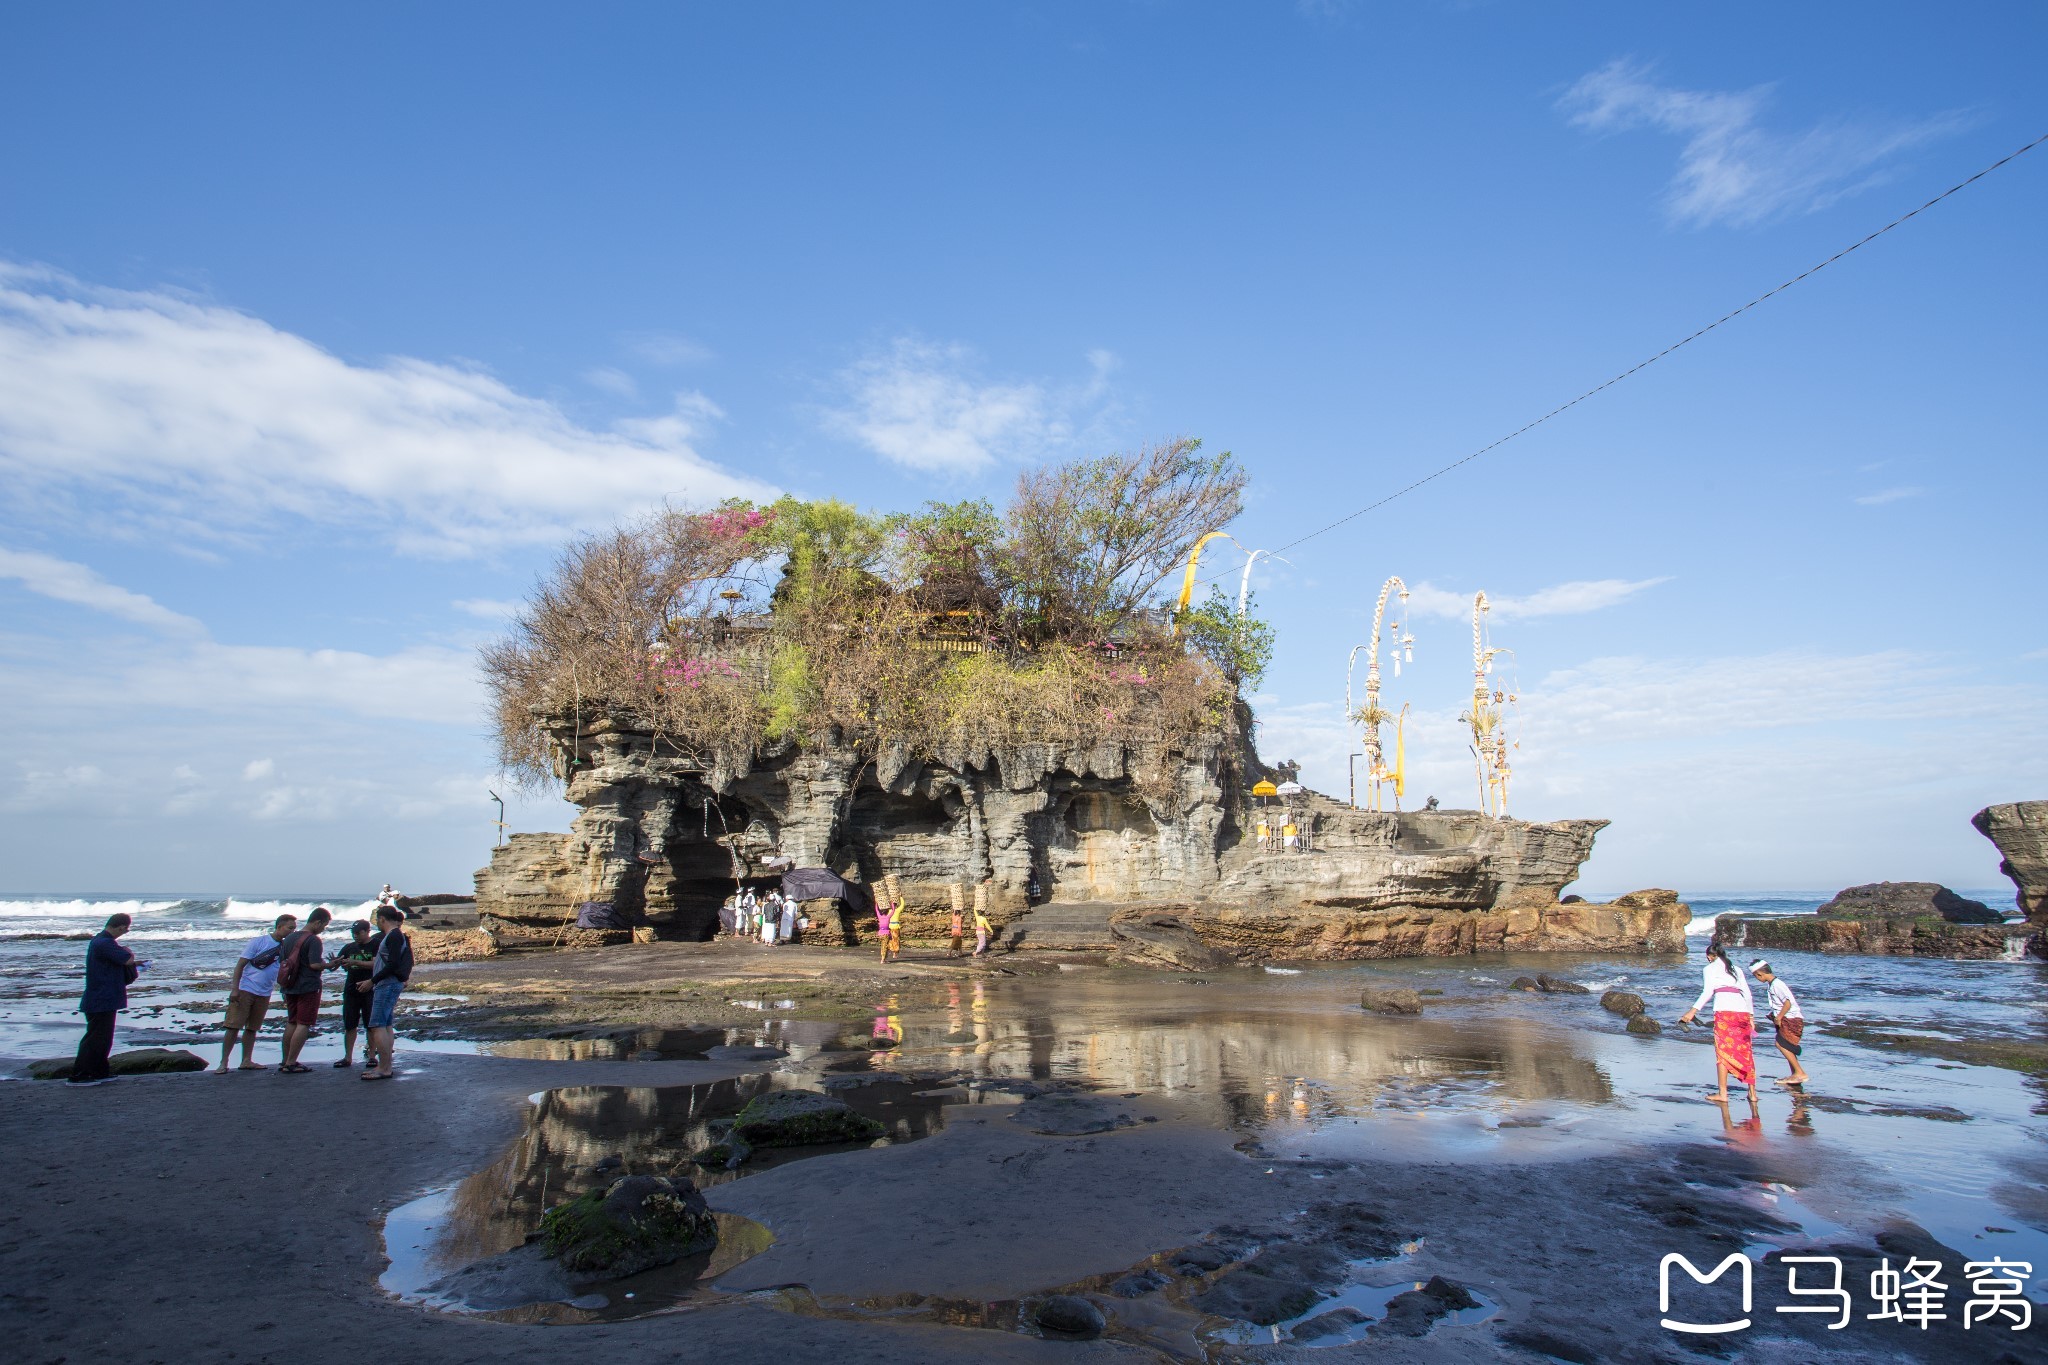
[733,1089,887,1147]
[538,1174,717,1277]
[28,1048,208,1080]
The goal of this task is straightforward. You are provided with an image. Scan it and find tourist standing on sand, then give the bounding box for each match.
[358,906,411,1080]
[275,907,333,1074]
[330,919,377,1068]
[218,912,297,1073]
[778,894,797,944]
[949,902,964,957]
[1748,960,1810,1089]
[1676,941,1758,1106]
[71,912,140,1085]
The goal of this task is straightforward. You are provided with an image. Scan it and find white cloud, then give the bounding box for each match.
[582,366,638,397]
[242,758,275,782]
[0,546,204,634]
[627,332,715,367]
[1853,485,1923,506]
[0,264,772,554]
[824,339,1116,474]
[453,597,524,620]
[1558,59,1966,227]
[1405,577,1669,621]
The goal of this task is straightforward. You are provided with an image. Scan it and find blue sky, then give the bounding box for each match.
[1,4,2042,897]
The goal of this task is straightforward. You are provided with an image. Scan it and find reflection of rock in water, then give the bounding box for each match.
[924,1002,1613,1118]
[438,1078,953,1270]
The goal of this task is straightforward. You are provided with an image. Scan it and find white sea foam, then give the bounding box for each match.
[0,898,184,919]
[222,898,379,921]
[1686,915,1724,936]
[1263,966,1302,976]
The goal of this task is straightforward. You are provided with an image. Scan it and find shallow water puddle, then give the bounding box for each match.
[381,1071,976,1319]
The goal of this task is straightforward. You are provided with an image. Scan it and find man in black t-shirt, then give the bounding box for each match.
[329,920,378,1068]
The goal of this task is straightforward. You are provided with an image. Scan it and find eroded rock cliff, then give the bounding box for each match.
[1973,801,2048,921]
[475,705,1672,960]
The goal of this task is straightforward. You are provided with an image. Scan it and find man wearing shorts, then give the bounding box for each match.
[276,907,333,1074]
[330,919,378,1068]
[218,912,296,1072]
[358,906,411,1080]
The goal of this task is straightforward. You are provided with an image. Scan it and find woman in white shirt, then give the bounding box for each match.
[1676,940,1758,1105]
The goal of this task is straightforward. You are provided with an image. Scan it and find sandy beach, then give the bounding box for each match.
[6,935,2043,1364]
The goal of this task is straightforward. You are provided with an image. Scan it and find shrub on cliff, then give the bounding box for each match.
[483,440,1262,786]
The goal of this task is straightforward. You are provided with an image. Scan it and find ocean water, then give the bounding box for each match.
[0,894,383,1058]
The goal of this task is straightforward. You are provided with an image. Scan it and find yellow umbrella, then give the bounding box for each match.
[1251,780,1279,797]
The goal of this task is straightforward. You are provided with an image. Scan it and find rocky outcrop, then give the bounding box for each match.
[472,704,1657,961]
[1722,875,2034,960]
[1725,914,2029,960]
[1973,802,2048,921]
[1814,882,2000,924]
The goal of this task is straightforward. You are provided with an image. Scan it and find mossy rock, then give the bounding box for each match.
[689,1134,754,1170]
[1626,1014,1664,1036]
[29,1047,208,1080]
[538,1175,716,1278]
[1600,990,1646,1017]
[731,1089,886,1147]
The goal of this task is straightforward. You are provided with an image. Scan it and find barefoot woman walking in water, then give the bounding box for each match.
[1677,940,1758,1106]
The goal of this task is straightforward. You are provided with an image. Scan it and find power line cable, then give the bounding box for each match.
[1211,129,2048,584]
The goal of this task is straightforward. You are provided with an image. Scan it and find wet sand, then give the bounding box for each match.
[4,941,2045,1363]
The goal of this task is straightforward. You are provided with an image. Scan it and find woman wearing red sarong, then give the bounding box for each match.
[1677,940,1757,1105]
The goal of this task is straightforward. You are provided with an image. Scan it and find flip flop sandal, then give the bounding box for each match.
[360,1071,393,1081]
[332,1058,353,1068]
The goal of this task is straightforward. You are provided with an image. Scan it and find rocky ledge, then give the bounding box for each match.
[470,705,1676,963]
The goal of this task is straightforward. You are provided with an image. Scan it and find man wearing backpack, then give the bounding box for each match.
[358,905,412,1080]
[275,907,333,1074]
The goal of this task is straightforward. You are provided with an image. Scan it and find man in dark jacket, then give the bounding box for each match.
[71,913,140,1084]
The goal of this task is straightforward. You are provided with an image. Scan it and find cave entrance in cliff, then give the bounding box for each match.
[1053,790,1158,901]
[648,793,758,941]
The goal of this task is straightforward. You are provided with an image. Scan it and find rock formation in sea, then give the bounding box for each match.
[1723,876,2033,960]
[475,703,1686,962]
[1972,801,2048,921]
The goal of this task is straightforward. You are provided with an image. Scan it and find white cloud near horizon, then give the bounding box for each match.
[1853,485,1924,506]
[1405,576,1670,621]
[1259,647,2045,890]
[1559,59,1968,227]
[824,338,1117,474]
[0,263,772,555]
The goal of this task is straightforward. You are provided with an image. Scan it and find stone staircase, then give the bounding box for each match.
[1001,901,1120,951]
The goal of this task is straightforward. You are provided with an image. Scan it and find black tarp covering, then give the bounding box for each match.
[778,868,870,910]
[575,901,631,930]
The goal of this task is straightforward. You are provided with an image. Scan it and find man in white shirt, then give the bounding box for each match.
[217,912,297,1072]
[1749,960,1810,1088]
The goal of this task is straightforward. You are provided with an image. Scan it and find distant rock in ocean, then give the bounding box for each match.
[1814,881,2000,925]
